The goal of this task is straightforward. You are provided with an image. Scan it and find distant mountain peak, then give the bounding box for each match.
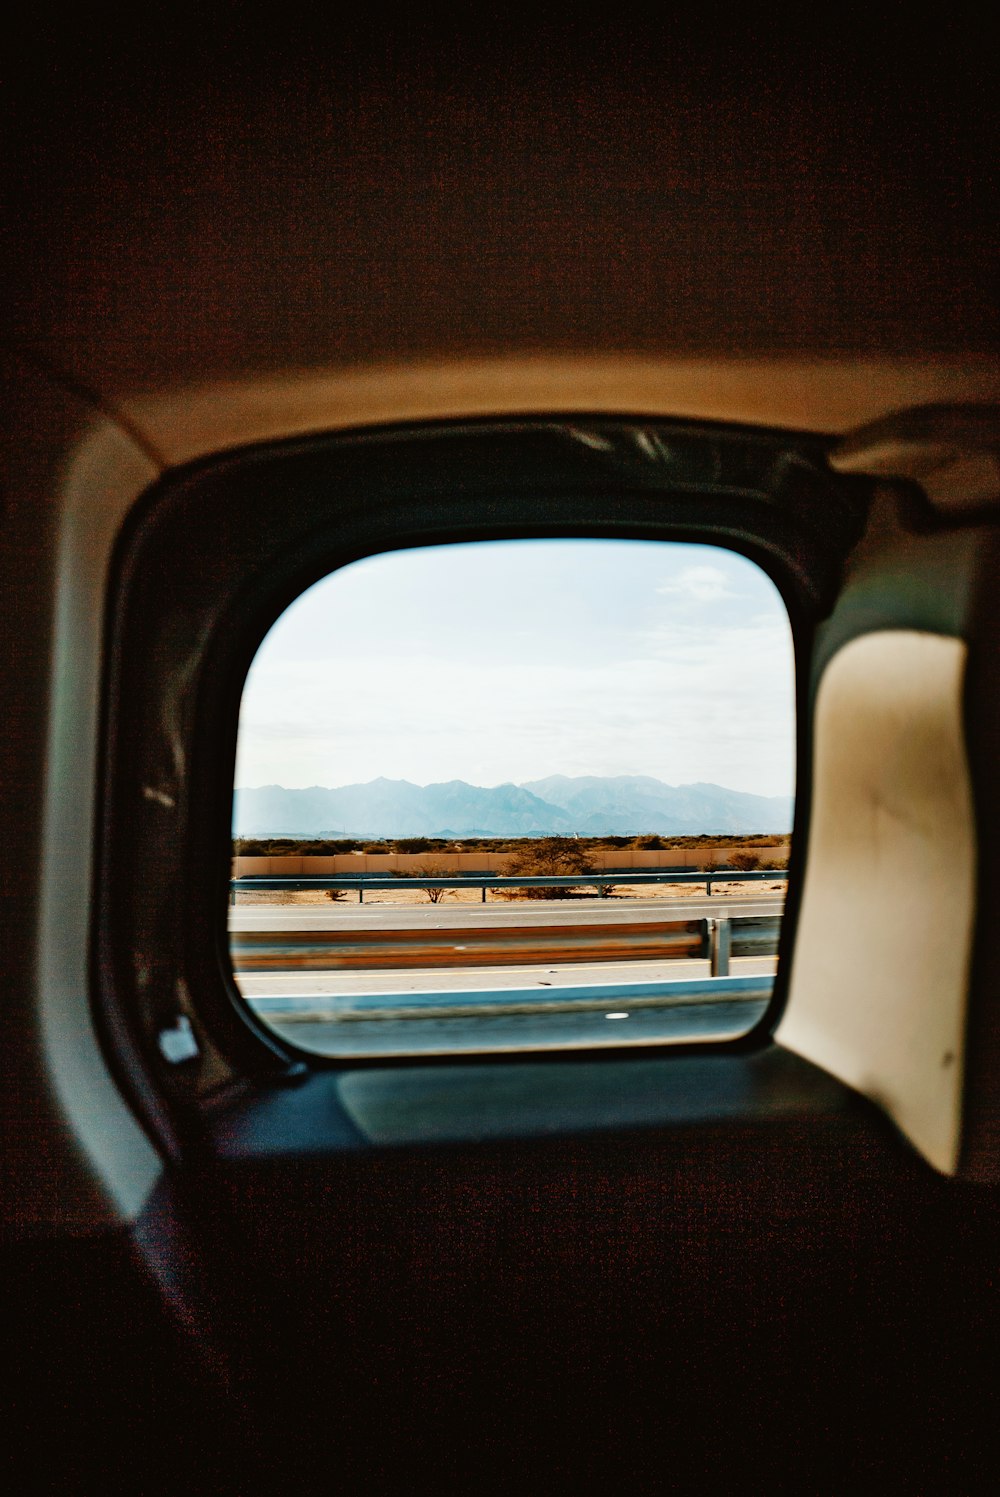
[233,773,792,838]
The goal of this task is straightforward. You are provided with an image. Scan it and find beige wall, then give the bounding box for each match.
[232,842,790,878]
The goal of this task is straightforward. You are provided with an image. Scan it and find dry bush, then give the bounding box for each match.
[411,861,453,902]
[501,838,594,899]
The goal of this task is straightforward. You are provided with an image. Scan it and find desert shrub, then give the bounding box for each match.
[326,887,348,901]
[411,861,453,902]
[501,838,594,899]
[631,834,666,849]
[761,856,789,870]
[729,851,762,871]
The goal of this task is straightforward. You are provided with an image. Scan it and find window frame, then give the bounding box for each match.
[93,416,871,1156]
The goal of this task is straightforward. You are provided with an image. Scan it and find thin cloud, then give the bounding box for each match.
[656,565,737,603]
[234,540,795,798]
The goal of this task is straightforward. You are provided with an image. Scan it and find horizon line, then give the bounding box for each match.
[234,773,794,799]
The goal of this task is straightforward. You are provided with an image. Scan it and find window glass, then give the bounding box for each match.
[230,538,794,1057]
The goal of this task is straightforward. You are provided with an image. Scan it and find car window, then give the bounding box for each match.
[229,537,795,1058]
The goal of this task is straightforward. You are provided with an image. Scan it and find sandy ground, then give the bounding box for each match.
[234,881,786,908]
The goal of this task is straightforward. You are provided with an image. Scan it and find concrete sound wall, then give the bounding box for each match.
[232,842,790,878]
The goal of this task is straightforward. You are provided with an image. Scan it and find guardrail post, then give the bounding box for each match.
[228,868,787,902]
[708,917,731,977]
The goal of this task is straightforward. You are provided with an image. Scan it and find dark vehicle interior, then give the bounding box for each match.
[3,17,999,1495]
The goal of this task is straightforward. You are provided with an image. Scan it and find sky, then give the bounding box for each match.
[235,538,796,800]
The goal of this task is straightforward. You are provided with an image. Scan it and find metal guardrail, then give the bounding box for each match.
[230,872,786,985]
[230,913,780,977]
[231,868,788,903]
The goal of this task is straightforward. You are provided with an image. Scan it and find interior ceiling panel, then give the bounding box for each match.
[2,17,997,408]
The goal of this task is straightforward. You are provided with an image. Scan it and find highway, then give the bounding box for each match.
[230,897,782,1055]
[229,893,784,932]
[234,954,777,996]
[237,958,777,1055]
[258,998,769,1056]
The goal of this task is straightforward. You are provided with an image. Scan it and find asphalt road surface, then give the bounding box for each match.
[234,954,777,996]
[255,994,771,1057]
[240,961,777,1056]
[232,897,782,1056]
[230,894,784,932]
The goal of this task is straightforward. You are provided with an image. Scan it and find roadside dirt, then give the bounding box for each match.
[234,881,786,907]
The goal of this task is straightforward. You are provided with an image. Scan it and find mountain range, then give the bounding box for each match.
[233,775,792,838]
